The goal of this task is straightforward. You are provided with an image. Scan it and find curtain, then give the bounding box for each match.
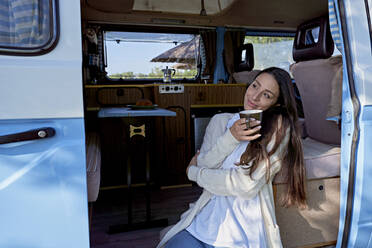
[200,30,217,82]
[0,0,51,47]
[328,0,342,53]
[223,30,246,83]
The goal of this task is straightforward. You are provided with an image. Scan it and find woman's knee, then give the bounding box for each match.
[165,230,206,248]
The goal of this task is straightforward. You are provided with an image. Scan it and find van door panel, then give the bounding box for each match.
[0,0,84,121]
[0,119,89,247]
[337,0,372,247]
[0,1,89,247]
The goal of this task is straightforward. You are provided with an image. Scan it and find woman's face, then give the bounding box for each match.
[244,72,280,111]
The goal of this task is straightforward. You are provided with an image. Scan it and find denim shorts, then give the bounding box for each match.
[164,230,215,248]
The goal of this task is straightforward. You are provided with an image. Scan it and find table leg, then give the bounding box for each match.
[108,120,168,234]
[145,143,151,222]
[127,154,132,225]
[108,146,133,234]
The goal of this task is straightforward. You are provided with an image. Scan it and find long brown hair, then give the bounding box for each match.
[239,67,306,207]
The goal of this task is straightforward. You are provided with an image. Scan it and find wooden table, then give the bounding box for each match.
[98,107,176,233]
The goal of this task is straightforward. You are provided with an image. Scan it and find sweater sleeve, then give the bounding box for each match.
[197,114,240,169]
[188,128,289,200]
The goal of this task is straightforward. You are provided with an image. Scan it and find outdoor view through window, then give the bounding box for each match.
[105,32,199,80]
[244,35,294,73]
[244,33,341,73]
[104,33,311,80]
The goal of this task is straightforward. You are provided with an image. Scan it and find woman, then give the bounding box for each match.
[157,67,306,248]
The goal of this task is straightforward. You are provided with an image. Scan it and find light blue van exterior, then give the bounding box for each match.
[0,1,90,247]
[335,0,372,247]
[0,0,372,247]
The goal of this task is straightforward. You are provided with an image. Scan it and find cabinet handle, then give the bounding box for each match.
[0,127,56,145]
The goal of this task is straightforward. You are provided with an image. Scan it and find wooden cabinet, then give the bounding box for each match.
[153,86,191,185]
[84,84,246,186]
[189,85,246,105]
[84,85,154,110]
[154,84,246,186]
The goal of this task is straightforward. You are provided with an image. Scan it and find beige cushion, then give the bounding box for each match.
[274,137,340,184]
[232,70,261,84]
[86,132,101,202]
[290,56,342,145]
[327,64,343,118]
[302,137,340,179]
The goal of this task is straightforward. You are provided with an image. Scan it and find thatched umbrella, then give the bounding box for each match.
[151,36,199,64]
[172,63,196,70]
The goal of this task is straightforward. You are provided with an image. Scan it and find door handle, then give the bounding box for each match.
[0,127,56,145]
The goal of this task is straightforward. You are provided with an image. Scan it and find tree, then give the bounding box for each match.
[244,36,294,71]
[244,36,293,44]
[109,66,197,79]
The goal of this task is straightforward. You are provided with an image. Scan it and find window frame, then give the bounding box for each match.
[244,30,296,72]
[100,25,202,84]
[0,0,59,56]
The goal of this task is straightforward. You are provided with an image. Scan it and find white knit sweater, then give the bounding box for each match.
[157,113,289,248]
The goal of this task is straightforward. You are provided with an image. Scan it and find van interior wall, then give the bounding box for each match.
[84,85,246,187]
[80,0,330,187]
[79,1,342,247]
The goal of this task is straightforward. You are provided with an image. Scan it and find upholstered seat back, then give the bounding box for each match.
[290,15,341,145]
[290,56,342,145]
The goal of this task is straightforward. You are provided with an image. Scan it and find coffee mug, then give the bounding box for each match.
[239,110,263,129]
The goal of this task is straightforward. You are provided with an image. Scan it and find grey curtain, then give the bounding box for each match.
[200,30,217,82]
[224,30,246,83]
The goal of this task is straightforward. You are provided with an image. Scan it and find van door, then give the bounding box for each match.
[336,0,372,247]
[0,1,89,247]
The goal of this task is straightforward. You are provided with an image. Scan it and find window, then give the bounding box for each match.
[244,34,294,73]
[0,0,58,54]
[305,26,320,45]
[104,31,199,80]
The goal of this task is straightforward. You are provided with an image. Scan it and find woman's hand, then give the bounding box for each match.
[230,118,261,141]
[186,150,200,175]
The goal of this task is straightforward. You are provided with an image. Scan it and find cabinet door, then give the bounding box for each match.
[0,1,89,247]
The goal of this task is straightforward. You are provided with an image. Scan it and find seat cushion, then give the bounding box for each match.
[274,137,340,184]
[290,56,342,145]
[232,69,260,84]
[302,137,340,179]
[327,64,343,119]
[86,132,101,202]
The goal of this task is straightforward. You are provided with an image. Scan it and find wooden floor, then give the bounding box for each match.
[90,185,203,248]
[90,186,337,248]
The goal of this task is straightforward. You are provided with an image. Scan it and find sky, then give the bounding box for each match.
[105,31,196,75]
[106,41,179,75]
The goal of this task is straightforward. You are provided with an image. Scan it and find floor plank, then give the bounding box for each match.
[90,185,202,248]
[90,185,336,248]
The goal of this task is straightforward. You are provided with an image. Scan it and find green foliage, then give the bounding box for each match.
[109,66,197,79]
[244,36,294,71]
[244,36,293,44]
